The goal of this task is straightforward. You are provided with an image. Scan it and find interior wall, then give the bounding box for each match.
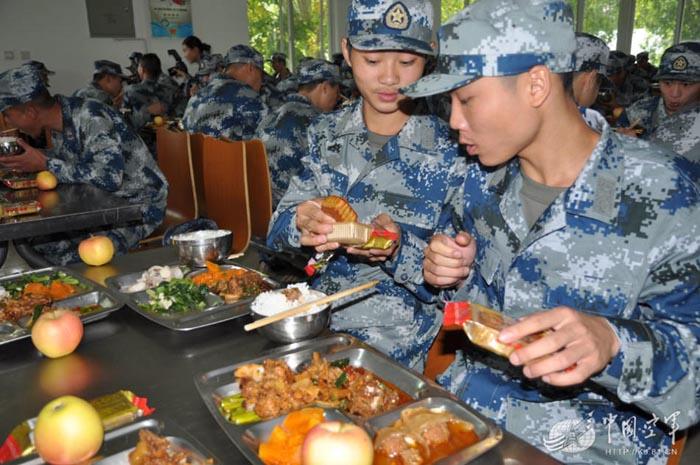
[0,0,248,95]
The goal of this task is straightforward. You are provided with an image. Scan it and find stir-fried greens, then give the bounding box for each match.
[140,278,210,313]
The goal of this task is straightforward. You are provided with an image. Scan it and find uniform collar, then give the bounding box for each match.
[335,98,426,152]
[286,93,311,105]
[487,125,623,226]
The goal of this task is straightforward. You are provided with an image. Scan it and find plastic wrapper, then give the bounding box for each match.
[0,390,155,463]
[0,200,42,218]
[444,301,546,357]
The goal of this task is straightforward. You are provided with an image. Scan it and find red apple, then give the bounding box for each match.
[78,236,115,266]
[36,171,58,190]
[302,421,373,465]
[34,395,104,465]
[31,310,84,358]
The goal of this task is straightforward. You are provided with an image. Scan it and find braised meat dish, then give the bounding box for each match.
[0,294,51,324]
[234,352,410,419]
[128,429,206,465]
[373,408,479,465]
[191,263,273,303]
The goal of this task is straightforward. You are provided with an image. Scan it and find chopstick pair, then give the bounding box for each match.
[244,280,380,332]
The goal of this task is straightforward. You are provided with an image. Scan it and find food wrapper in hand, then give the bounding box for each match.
[357,229,399,250]
[0,390,155,463]
[444,301,545,357]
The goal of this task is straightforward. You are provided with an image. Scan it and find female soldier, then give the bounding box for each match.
[267,0,467,370]
[181,36,212,71]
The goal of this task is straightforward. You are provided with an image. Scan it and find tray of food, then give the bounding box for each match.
[13,417,218,465]
[105,262,279,331]
[0,267,124,346]
[194,334,502,465]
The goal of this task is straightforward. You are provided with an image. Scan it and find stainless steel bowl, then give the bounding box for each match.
[171,229,232,267]
[0,137,22,156]
[251,290,330,344]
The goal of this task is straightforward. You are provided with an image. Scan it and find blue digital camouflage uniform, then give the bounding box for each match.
[182,45,267,140]
[73,60,128,107]
[123,78,165,130]
[0,66,168,265]
[255,59,340,209]
[607,51,650,107]
[73,83,112,106]
[268,0,466,371]
[651,103,700,183]
[403,1,700,464]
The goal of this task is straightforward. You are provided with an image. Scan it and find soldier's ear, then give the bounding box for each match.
[526,65,551,109]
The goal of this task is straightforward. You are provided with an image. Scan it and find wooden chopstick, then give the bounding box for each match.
[244,280,380,332]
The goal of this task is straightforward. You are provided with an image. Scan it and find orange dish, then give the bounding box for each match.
[191,262,272,303]
[23,280,77,300]
[258,408,325,465]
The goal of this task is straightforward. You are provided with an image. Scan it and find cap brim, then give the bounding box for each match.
[348,35,435,56]
[402,73,477,99]
[653,72,700,82]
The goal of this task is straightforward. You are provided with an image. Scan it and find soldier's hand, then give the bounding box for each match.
[500,307,621,387]
[423,232,475,288]
[346,213,400,262]
[0,139,48,172]
[615,127,640,138]
[296,199,339,252]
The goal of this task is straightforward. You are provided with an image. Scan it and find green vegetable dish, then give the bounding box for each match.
[140,279,210,313]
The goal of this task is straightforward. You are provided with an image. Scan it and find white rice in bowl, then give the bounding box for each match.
[251,283,327,317]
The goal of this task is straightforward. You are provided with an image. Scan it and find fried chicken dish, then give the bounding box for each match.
[234,352,409,419]
[128,429,211,465]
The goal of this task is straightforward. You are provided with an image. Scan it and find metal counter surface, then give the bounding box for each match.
[0,246,561,465]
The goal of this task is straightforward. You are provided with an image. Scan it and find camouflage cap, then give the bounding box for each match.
[575,32,609,73]
[0,64,49,112]
[297,59,340,85]
[606,50,628,75]
[25,60,55,75]
[196,53,224,77]
[93,60,129,79]
[276,75,299,93]
[347,0,435,56]
[225,44,264,69]
[655,42,700,82]
[403,0,576,98]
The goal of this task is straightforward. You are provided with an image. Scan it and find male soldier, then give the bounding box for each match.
[625,42,700,181]
[572,33,609,130]
[607,50,649,107]
[182,45,267,140]
[123,53,169,131]
[74,60,128,108]
[270,52,292,84]
[24,61,55,87]
[267,0,466,370]
[412,1,699,464]
[0,65,168,265]
[255,60,340,209]
[635,51,658,81]
[189,53,224,97]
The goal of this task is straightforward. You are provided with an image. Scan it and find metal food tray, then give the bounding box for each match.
[0,267,124,346]
[105,264,279,331]
[12,417,219,465]
[194,334,502,465]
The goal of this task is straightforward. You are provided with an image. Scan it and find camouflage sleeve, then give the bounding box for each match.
[382,157,467,302]
[46,113,125,191]
[592,183,700,430]
[266,128,323,251]
[223,96,267,140]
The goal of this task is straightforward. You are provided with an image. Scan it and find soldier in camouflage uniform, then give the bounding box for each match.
[411,1,699,464]
[74,60,128,108]
[267,0,466,371]
[24,61,55,87]
[256,60,340,209]
[123,53,169,131]
[573,33,609,131]
[0,65,168,265]
[607,51,649,107]
[182,45,267,140]
[624,43,700,182]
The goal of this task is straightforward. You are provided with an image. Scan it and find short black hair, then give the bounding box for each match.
[298,79,338,93]
[559,71,574,96]
[139,53,162,78]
